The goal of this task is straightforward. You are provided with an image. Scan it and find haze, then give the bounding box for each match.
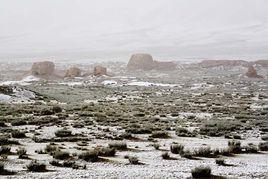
[1,0,268,61]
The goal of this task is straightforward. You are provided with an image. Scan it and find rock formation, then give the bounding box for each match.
[93,66,107,76]
[31,61,55,76]
[127,53,176,71]
[65,67,81,78]
[245,66,263,78]
[127,54,155,71]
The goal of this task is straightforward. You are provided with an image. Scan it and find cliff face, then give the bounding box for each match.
[93,66,107,76]
[31,61,55,76]
[65,67,81,78]
[127,53,176,71]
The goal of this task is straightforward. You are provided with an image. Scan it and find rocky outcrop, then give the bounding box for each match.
[93,66,107,76]
[199,60,250,68]
[31,61,55,76]
[65,67,81,78]
[127,53,176,71]
[245,66,263,78]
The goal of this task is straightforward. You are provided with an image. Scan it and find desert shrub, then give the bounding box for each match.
[73,122,84,128]
[0,121,6,127]
[11,130,26,138]
[27,161,47,172]
[181,150,193,159]
[16,147,27,159]
[41,108,54,115]
[261,135,268,141]
[0,162,15,175]
[11,119,27,126]
[49,160,61,167]
[150,131,169,138]
[50,160,75,168]
[0,146,11,155]
[191,166,211,178]
[55,129,72,137]
[125,124,152,134]
[260,127,268,132]
[44,143,59,154]
[108,141,127,150]
[170,143,184,154]
[219,148,232,156]
[95,147,116,157]
[176,127,196,137]
[194,147,213,157]
[128,156,139,164]
[161,152,170,159]
[63,161,75,168]
[259,142,268,151]
[215,158,225,165]
[0,135,19,145]
[52,151,70,160]
[228,140,241,153]
[199,120,241,137]
[78,151,99,162]
[77,141,88,146]
[153,143,160,150]
[134,113,145,117]
[244,143,258,153]
[52,106,62,113]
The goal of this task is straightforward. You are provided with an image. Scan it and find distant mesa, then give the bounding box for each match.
[255,60,268,67]
[199,60,249,68]
[65,67,81,78]
[127,53,177,71]
[93,66,107,76]
[31,61,55,76]
[245,66,263,78]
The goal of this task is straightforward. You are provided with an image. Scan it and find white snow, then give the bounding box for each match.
[127,81,177,87]
[101,80,118,85]
[21,75,40,82]
[59,82,84,87]
[0,87,36,103]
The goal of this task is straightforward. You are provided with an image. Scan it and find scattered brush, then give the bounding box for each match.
[170,143,184,155]
[108,141,127,150]
[55,129,72,137]
[191,166,211,178]
[128,156,140,165]
[161,152,170,160]
[0,163,16,175]
[27,161,47,172]
[150,131,170,138]
[16,147,28,159]
[78,151,99,162]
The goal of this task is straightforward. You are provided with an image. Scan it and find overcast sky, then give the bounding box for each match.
[0,0,268,61]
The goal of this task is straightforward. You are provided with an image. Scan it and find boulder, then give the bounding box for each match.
[65,67,81,78]
[245,66,263,78]
[127,53,176,71]
[93,66,107,76]
[31,61,55,76]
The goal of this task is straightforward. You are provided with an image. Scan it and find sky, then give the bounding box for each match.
[0,0,268,61]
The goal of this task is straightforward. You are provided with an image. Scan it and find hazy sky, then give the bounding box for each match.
[0,0,268,61]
